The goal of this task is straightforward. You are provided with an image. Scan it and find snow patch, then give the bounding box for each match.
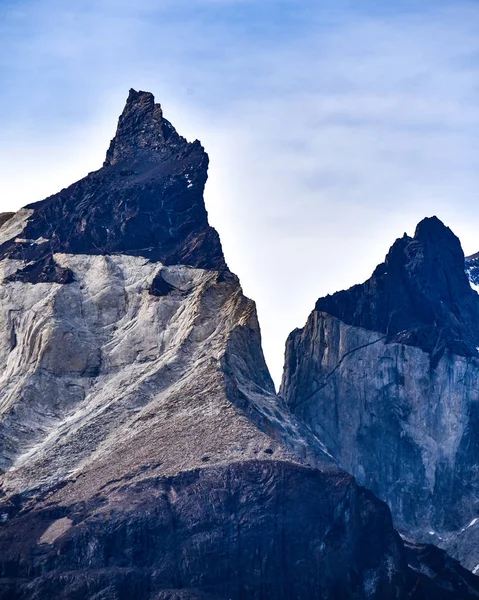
[461,517,478,533]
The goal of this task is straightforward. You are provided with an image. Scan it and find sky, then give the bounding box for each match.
[1,0,479,386]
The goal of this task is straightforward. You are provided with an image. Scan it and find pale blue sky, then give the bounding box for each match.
[1,0,479,385]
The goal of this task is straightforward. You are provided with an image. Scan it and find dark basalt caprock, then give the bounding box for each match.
[0,89,226,283]
[316,216,479,360]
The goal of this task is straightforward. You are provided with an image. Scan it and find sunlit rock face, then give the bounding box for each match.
[0,92,477,599]
[281,217,479,571]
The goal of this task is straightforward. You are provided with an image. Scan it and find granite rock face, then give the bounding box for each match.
[466,251,479,290]
[281,217,479,571]
[0,92,477,599]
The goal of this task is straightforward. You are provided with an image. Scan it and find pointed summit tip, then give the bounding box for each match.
[414,215,459,246]
[415,215,445,232]
[103,89,190,167]
[126,88,155,104]
[414,215,447,235]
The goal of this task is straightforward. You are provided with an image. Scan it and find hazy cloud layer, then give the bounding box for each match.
[1,0,478,384]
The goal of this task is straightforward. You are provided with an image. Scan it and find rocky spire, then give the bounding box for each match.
[104,89,189,167]
[315,216,479,360]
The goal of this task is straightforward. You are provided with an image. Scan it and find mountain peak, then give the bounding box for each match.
[104,89,187,167]
[316,216,479,360]
[0,89,226,277]
[127,88,153,104]
[415,214,445,231]
[414,215,460,247]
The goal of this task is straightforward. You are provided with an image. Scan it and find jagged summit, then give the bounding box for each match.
[104,89,195,167]
[414,215,458,244]
[0,89,225,280]
[316,216,479,360]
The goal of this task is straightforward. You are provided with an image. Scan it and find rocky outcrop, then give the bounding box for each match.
[465,251,479,288]
[0,92,477,599]
[281,217,479,570]
[404,540,479,599]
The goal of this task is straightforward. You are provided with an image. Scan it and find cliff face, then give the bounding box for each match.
[0,91,476,599]
[281,217,479,571]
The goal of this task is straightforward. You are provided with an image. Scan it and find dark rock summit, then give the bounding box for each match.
[316,216,479,361]
[104,89,186,167]
[0,89,225,282]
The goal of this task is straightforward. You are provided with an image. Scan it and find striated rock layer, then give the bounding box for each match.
[281,217,479,571]
[0,91,477,599]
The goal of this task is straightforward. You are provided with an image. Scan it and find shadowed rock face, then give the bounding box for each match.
[0,214,14,229]
[282,217,479,571]
[0,462,411,600]
[404,540,479,599]
[0,93,478,599]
